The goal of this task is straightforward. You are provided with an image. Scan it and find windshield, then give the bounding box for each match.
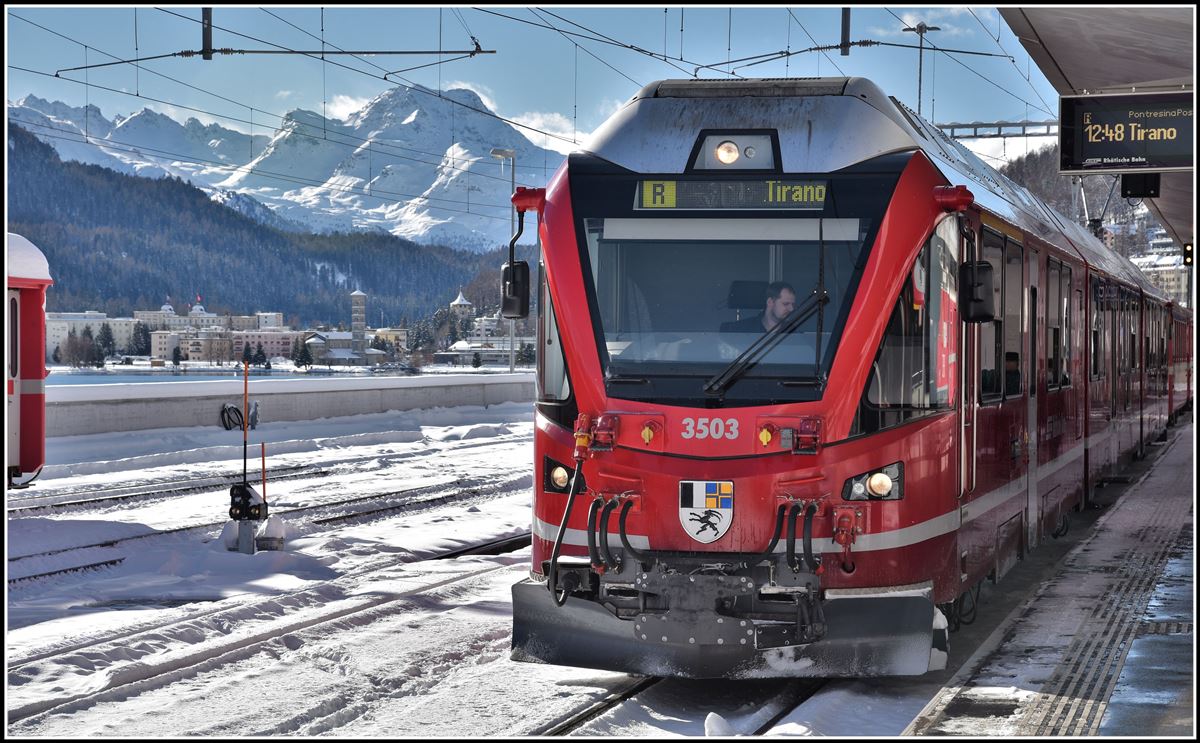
[570,156,905,406]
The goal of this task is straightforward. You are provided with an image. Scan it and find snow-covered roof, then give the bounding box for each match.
[451,290,472,306]
[7,232,52,282]
[324,349,361,359]
[350,290,367,297]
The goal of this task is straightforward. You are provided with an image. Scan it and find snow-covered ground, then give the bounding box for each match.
[7,394,935,736]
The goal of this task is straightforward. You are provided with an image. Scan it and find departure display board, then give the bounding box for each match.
[1059,92,1192,174]
[636,180,828,210]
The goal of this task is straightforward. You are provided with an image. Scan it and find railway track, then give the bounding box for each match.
[7,463,320,507]
[7,472,531,585]
[7,559,523,724]
[6,466,331,516]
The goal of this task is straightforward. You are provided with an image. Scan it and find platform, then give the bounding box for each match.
[906,422,1194,736]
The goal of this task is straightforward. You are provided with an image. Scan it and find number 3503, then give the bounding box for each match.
[680,417,739,440]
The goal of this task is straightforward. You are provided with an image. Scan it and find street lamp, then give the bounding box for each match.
[902,21,940,117]
[490,147,517,373]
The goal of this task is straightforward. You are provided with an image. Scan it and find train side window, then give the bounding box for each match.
[537,263,570,405]
[1003,239,1023,397]
[1047,259,1061,389]
[1070,285,1080,388]
[852,218,957,436]
[9,297,17,379]
[979,229,1005,401]
[1091,279,1104,379]
[1131,296,1140,370]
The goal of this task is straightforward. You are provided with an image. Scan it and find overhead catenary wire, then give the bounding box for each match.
[787,9,846,77]
[476,7,710,79]
[526,7,642,88]
[12,61,532,194]
[156,6,578,146]
[966,7,1056,120]
[883,8,1054,119]
[9,12,545,185]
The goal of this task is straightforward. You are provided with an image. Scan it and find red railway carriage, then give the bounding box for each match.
[502,77,1193,679]
[7,232,53,488]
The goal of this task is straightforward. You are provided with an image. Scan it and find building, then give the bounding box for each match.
[351,290,367,360]
[182,327,234,363]
[45,311,137,361]
[136,302,289,332]
[1130,253,1189,308]
[232,328,307,360]
[134,301,225,331]
[434,335,536,366]
[150,330,181,360]
[305,330,386,366]
[450,290,473,320]
[373,327,409,350]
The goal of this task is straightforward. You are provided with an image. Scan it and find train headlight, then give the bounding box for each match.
[550,466,571,490]
[842,462,904,501]
[544,457,583,493]
[715,140,740,165]
[867,472,893,497]
[692,133,776,170]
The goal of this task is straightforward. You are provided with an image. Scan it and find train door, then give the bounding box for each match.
[1026,247,1040,552]
[971,222,1028,583]
[7,289,19,472]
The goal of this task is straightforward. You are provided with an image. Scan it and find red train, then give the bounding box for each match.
[7,232,54,488]
[502,77,1187,679]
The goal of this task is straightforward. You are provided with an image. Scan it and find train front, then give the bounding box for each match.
[512,78,964,678]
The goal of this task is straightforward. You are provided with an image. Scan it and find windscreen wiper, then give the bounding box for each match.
[704,290,829,396]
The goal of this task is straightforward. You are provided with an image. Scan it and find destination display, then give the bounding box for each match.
[636,180,828,210]
[1059,92,1192,174]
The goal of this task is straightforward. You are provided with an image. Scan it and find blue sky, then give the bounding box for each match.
[6,5,1061,167]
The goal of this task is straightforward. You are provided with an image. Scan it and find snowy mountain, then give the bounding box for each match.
[8,87,568,251]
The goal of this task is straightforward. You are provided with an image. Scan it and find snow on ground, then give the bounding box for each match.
[7,385,942,736]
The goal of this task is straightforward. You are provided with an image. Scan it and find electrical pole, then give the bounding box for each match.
[490,147,517,373]
[903,21,940,117]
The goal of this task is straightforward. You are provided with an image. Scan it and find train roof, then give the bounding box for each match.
[589,77,1170,304]
[7,232,52,283]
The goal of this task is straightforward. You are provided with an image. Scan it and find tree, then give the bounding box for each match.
[290,337,301,365]
[63,327,79,367]
[52,345,61,364]
[131,321,151,356]
[242,340,253,365]
[254,341,267,366]
[171,346,182,366]
[298,341,313,369]
[80,325,100,367]
[517,342,535,365]
[472,351,482,368]
[96,323,115,359]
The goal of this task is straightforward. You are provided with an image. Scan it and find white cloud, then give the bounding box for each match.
[510,111,588,155]
[327,94,369,122]
[275,90,294,100]
[868,8,979,39]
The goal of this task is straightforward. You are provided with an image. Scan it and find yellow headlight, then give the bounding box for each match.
[550,466,571,490]
[715,140,740,165]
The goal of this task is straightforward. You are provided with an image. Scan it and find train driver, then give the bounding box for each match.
[721,281,796,336]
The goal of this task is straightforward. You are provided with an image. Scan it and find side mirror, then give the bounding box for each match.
[959,261,994,323]
[501,261,530,319]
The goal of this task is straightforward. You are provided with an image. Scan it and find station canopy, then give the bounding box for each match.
[1001,7,1194,248]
